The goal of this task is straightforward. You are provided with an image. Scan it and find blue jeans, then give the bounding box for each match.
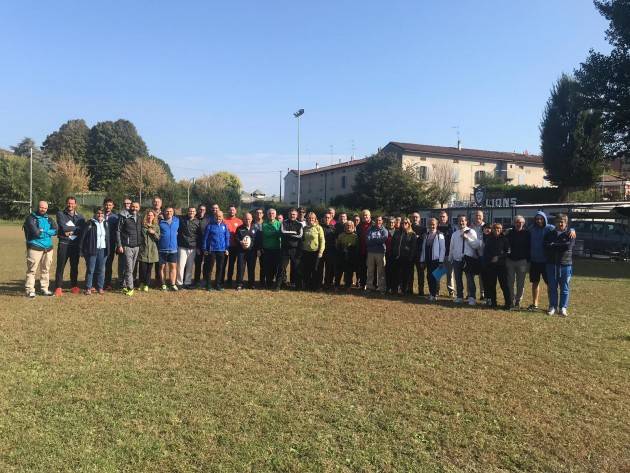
[546,264,572,309]
[85,249,106,290]
[452,260,476,299]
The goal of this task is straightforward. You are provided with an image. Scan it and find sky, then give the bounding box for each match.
[0,0,611,195]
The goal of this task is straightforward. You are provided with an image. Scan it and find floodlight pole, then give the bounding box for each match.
[139,158,143,205]
[29,147,33,213]
[294,109,304,207]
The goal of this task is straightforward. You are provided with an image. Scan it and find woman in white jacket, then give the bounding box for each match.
[420,218,446,301]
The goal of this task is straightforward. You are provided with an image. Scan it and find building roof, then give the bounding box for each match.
[287,157,368,176]
[387,142,543,165]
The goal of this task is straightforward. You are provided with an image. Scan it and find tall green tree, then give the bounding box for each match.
[0,154,51,218]
[576,0,630,158]
[540,75,605,200]
[86,119,148,191]
[42,119,90,164]
[351,152,433,213]
[148,155,175,181]
[10,137,37,157]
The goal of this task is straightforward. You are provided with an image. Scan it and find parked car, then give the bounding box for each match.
[571,220,630,258]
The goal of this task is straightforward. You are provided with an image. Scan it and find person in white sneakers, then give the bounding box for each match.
[23,201,57,298]
[449,214,481,305]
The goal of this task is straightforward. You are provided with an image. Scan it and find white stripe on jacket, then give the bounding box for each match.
[419,231,446,263]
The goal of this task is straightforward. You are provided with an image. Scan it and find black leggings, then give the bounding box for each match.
[139,261,153,286]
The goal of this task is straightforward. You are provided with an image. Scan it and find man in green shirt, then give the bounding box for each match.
[261,208,282,289]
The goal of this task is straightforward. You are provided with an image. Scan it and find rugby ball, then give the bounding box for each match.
[241,235,252,249]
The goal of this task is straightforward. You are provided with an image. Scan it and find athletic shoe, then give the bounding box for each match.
[170,285,179,291]
[97,289,105,295]
[559,308,568,317]
[142,284,149,292]
[236,286,243,291]
[71,286,81,295]
[468,297,476,306]
[428,295,436,301]
[547,307,556,316]
[161,284,168,291]
[84,289,91,295]
[485,298,492,306]
[41,289,53,296]
[454,298,463,304]
[527,304,538,312]
[217,287,224,291]
[54,288,63,297]
[105,285,113,291]
[27,291,36,298]
[125,289,135,296]
[207,286,214,292]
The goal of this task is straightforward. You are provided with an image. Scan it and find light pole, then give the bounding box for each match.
[29,147,33,213]
[294,109,304,208]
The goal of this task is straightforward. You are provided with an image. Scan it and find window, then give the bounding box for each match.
[518,174,525,185]
[341,176,347,189]
[452,168,460,183]
[474,170,487,185]
[417,166,429,181]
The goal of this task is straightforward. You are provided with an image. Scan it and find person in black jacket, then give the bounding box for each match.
[177,207,200,289]
[390,218,417,295]
[410,212,427,295]
[544,213,575,317]
[116,202,142,295]
[235,212,257,289]
[320,212,337,290]
[505,215,531,309]
[481,223,511,309]
[79,207,110,295]
[54,196,85,296]
[279,208,303,289]
[193,205,209,287]
[437,210,454,297]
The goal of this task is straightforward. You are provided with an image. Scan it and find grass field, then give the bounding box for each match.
[0,224,629,472]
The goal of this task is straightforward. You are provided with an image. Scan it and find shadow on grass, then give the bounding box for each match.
[572,259,630,280]
[0,280,26,296]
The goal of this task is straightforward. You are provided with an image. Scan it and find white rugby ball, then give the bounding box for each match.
[241,235,252,249]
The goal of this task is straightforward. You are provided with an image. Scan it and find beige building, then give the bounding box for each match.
[284,141,549,206]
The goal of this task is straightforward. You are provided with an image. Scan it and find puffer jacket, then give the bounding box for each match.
[24,212,57,251]
[117,212,142,248]
[544,229,575,266]
[178,216,200,249]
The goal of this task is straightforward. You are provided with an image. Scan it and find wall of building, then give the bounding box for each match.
[284,164,365,205]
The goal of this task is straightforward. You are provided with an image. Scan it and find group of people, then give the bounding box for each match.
[23,197,576,316]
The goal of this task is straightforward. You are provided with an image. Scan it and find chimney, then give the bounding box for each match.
[315,162,319,169]
[457,139,462,151]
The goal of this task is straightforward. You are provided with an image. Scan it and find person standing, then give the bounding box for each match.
[235,212,257,290]
[385,217,397,293]
[193,205,209,287]
[505,215,530,309]
[176,206,200,289]
[420,218,446,301]
[356,209,372,289]
[116,202,142,296]
[544,214,575,317]
[481,223,511,309]
[202,210,230,291]
[253,207,265,287]
[449,215,480,305]
[158,207,180,291]
[335,221,358,290]
[301,212,325,291]
[390,218,417,296]
[150,196,164,287]
[103,198,120,290]
[470,209,486,300]
[54,196,85,296]
[223,205,243,287]
[437,210,454,297]
[297,207,307,227]
[138,210,160,292]
[279,208,303,289]
[365,216,389,294]
[410,212,427,296]
[320,212,337,290]
[261,208,283,289]
[334,212,348,235]
[79,207,109,295]
[24,200,57,298]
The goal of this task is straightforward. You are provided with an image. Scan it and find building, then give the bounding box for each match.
[595,174,630,200]
[283,141,549,206]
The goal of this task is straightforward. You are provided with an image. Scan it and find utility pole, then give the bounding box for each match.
[294,109,304,208]
[139,158,143,205]
[29,147,33,213]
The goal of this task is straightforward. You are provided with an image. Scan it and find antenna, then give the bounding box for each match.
[451,126,461,150]
[351,139,355,161]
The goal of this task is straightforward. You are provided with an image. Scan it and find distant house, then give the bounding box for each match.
[283,141,549,206]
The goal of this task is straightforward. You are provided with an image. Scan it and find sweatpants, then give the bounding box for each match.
[25,248,53,293]
[335,252,356,288]
[280,248,301,288]
[176,247,196,286]
[262,249,281,288]
[55,243,80,289]
[123,247,140,290]
[366,252,386,292]
[506,258,529,306]
[204,251,226,288]
[139,261,154,287]
[321,249,336,288]
[194,251,208,285]
[237,249,257,287]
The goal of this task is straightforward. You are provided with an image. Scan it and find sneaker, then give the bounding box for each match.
[105,285,113,291]
[54,288,63,297]
[41,289,53,296]
[510,303,521,311]
[468,297,476,306]
[236,285,243,291]
[454,297,463,304]
[71,286,81,295]
[170,285,179,291]
[428,295,436,301]
[161,284,168,291]
[27,291,36,298]
[547,307,556,316]
[125,289,135,296]
[97,289,105,295]
[485,298,492,306]
[527,304,538,312]
[217,286,224,291]
[559,308,568,317]
[142,284,149,292]
[84,289,92,295]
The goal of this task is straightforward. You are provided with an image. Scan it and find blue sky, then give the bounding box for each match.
[0,1,610,194]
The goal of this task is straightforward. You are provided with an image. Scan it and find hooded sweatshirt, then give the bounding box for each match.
[529,211,554,263]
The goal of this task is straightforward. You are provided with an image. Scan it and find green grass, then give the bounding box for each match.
[0,224,629,472]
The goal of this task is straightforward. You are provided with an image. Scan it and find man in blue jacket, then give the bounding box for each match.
[54,196,85,296]
[366,216,389,294]
[24,201,57,298]
[158,207,180,291]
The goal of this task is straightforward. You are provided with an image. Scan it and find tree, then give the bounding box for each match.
[86,119,148,190]
[121,157,169,201]
[429,162,456,207]
[540,74,605,200]
[148,155,175,182]
[49,157,90,207]
[0,154,50,218]
[351,152,433,214]
[192,172,242,209]
[10,137,37,157]
[576,0,630,158]
[42,119,90,164]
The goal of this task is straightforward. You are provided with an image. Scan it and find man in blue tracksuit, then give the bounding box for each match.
[158,207,180,291]
[24,200,58,298]
[202,210,230,290]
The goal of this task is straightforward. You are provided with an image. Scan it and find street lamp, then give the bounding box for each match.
[294,109,304,207]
